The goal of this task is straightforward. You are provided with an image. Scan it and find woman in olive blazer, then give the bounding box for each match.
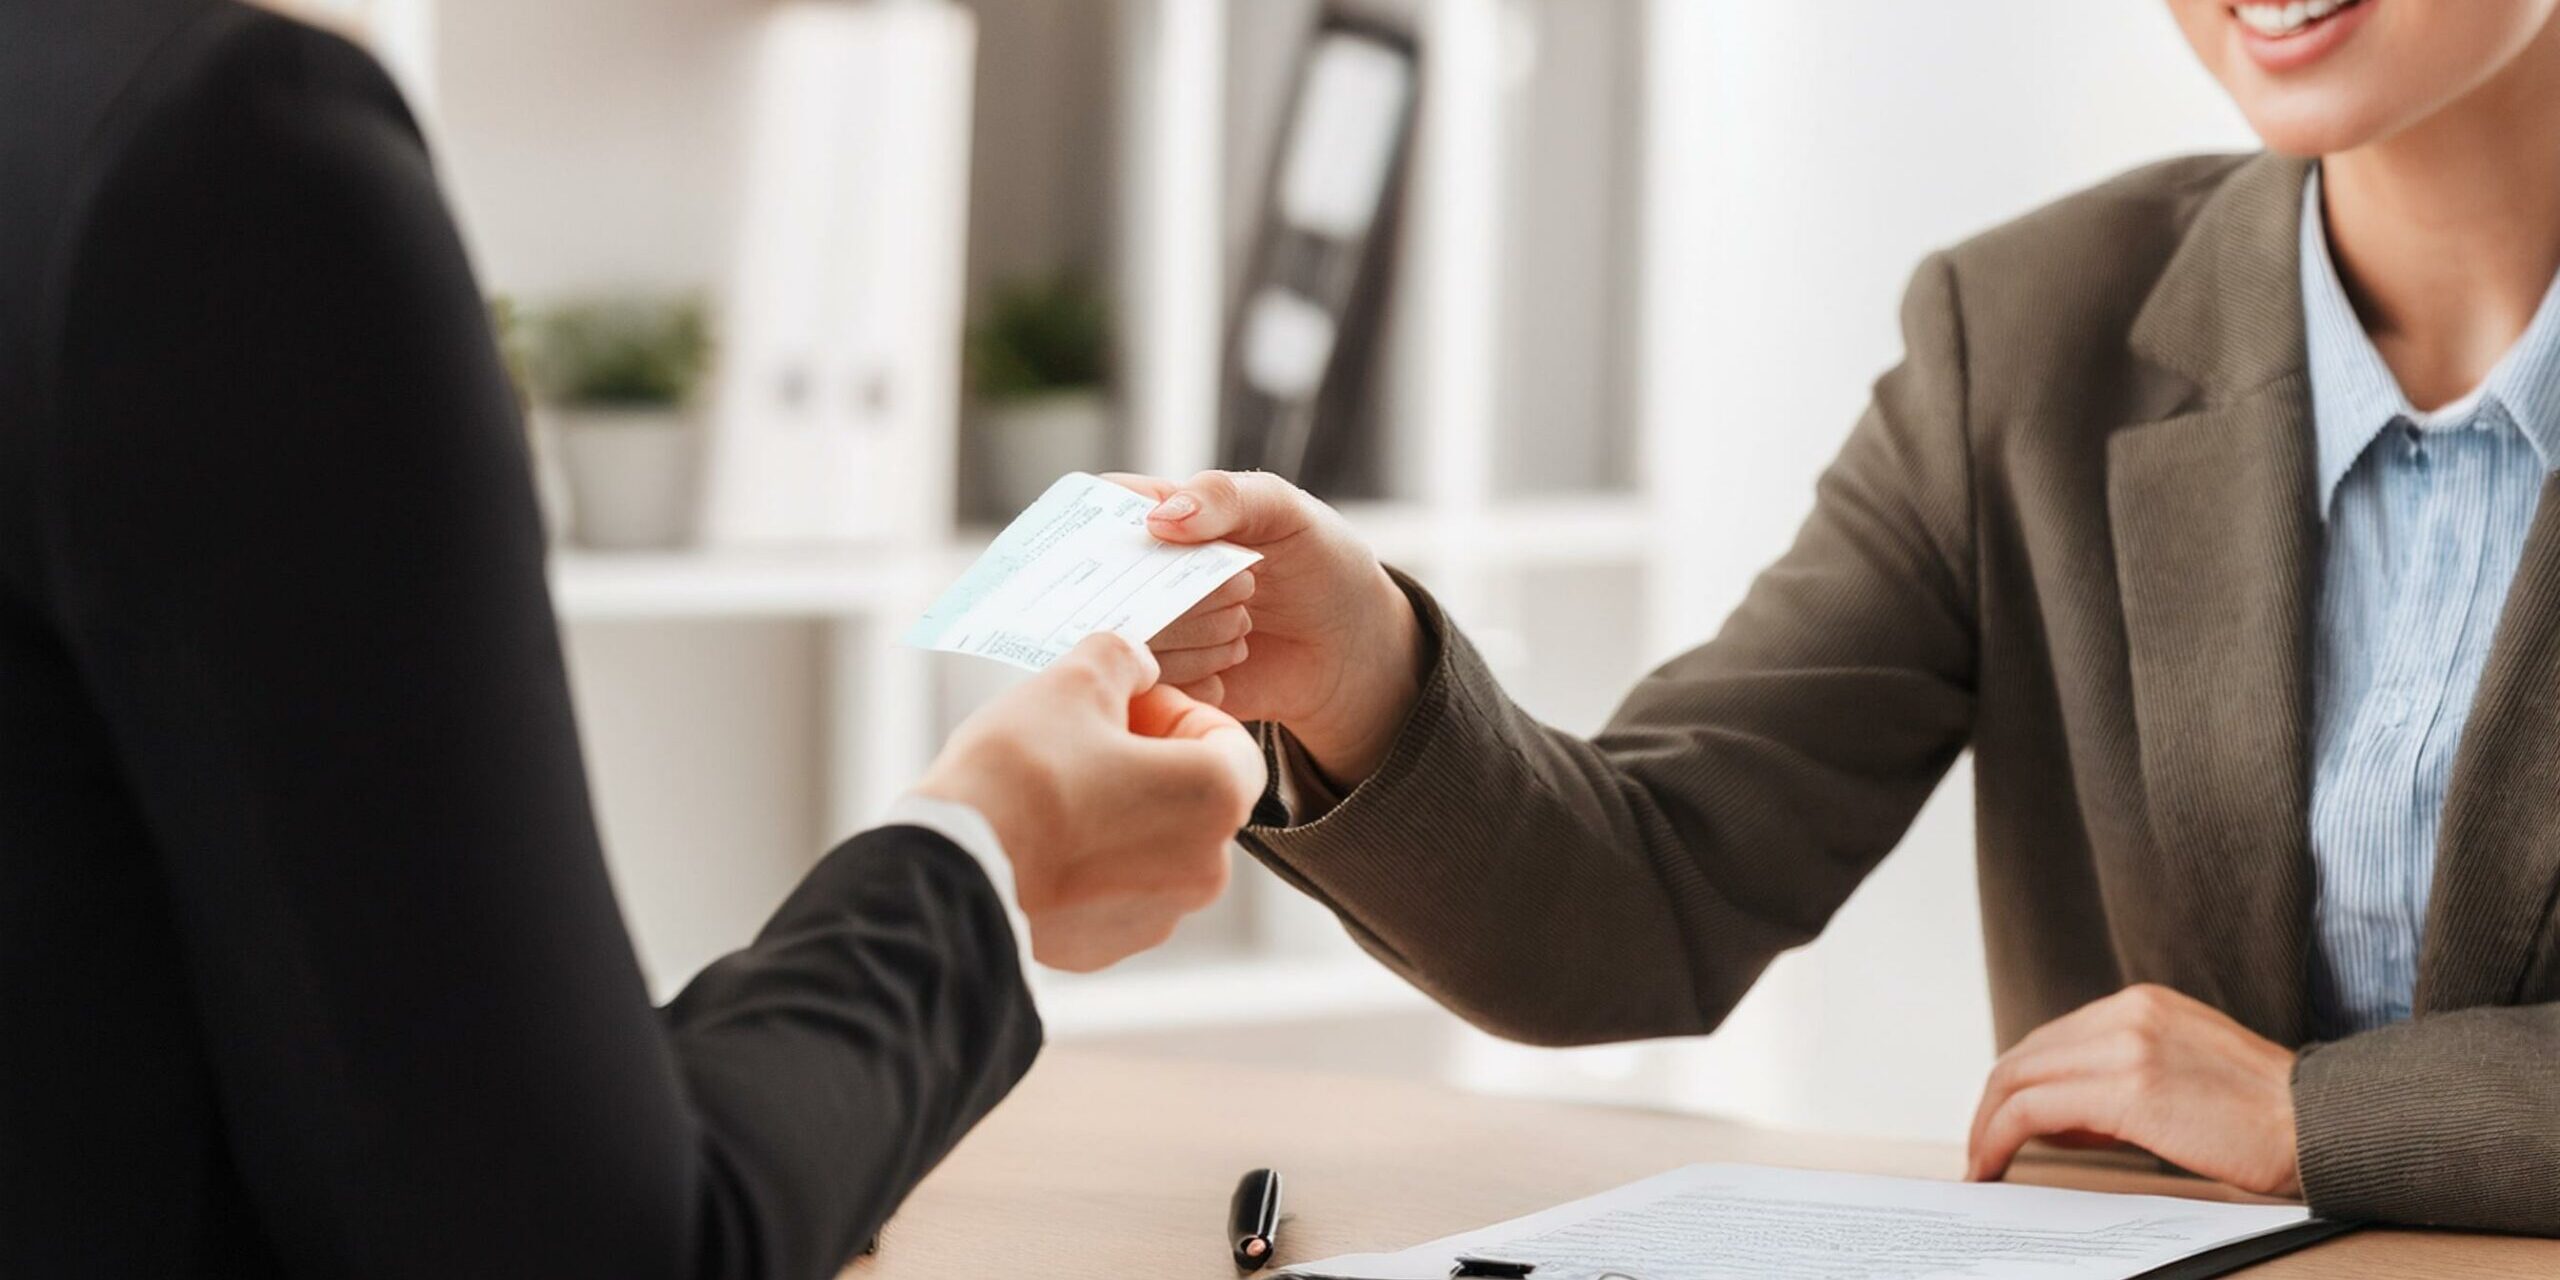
[1119,0,2560,1235]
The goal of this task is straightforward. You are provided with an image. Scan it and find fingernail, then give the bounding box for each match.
[1152,493,1198,521]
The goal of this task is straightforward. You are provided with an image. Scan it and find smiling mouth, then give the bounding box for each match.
[2230,0,2365,39]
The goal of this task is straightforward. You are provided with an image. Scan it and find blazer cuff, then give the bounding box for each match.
[2292,1007,2560,1233]
[1240,568,1500,934]
[1257,725,1351,827]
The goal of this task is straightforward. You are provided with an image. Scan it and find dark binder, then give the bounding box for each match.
[1217,9,1419,495]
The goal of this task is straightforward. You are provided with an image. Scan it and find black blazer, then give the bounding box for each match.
[0,2,1039,1275]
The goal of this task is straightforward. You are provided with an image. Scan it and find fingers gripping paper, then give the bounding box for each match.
[907,473,1262,671]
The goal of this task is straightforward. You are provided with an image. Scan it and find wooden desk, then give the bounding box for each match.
[857,1049,2557,1278]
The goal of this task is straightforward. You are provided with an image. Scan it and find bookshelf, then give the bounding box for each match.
[355,0,1668,1034]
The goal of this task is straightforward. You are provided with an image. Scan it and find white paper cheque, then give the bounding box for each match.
[906,473,1262,671]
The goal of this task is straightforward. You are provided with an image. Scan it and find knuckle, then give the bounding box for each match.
[1205,608,1250,643]
[1187,469,1242,507]
[2111,1028,2160,1079]
[1985,1056,2021,1094]
[1167,759,1256,831]
[1173,751,1235,800]
[1029,930,1100,974]
[1157,650,1228,684]
[2120,983,2175,1028]
[1014,877,1067,919]
[1234,469,1301,502]
[2113,1023,2155,1056]
[1050,654,1111,694]
[1093,633,1147,679]
[1223,774,1260,826]
[1070,642,1151,695]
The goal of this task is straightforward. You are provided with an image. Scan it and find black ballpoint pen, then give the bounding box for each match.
[1230,1168,1284,1271]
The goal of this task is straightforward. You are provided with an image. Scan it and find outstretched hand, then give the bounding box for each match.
[915,633,1265,972]
[1107,470,1426,786]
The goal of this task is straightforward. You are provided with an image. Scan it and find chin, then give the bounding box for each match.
[2232,95,2399,157]
[2177,0,2560,161]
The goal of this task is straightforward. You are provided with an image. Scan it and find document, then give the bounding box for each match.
[1282,1164,2324,1280]
[906,473,1262,671]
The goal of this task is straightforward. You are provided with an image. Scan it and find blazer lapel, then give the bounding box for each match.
[2110,154,2320,1044]
[2420,477,2560,1012]
[2107,384,2320,1043]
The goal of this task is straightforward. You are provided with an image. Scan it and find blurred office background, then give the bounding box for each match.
[283,0,2252,1145]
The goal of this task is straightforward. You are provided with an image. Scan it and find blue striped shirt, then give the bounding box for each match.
[2301,170,2560,1037]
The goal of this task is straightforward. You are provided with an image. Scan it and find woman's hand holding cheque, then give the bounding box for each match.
[1105,470,1429,786]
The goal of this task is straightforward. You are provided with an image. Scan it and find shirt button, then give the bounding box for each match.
[2373,690,2411,726]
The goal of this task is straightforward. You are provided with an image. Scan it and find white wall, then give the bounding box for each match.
[429,0,755,299]
[1570,0,2258,1141]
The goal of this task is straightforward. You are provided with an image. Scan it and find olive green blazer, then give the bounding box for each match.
[1243,152,2560,1235]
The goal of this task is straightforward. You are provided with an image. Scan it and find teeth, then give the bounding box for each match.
[2235,0,2351,36]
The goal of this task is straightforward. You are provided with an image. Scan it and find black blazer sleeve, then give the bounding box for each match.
[36,9,1038,1278]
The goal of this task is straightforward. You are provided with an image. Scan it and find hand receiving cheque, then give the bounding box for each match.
[914,634,1266,972]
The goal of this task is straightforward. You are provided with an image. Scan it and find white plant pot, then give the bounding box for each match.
[970,389,1112,516]
[554,406,703,550]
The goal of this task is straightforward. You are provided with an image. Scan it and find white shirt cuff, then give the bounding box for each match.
[880,793,1007,867]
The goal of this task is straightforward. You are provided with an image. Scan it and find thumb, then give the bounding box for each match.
[1130,684,1266,802]
[1129,682,1246,741]
[1045,632,1161,706]
[1142,470,1311,547]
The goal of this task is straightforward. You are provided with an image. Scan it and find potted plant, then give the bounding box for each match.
[533,296,713,549]
[965,270,1113,516]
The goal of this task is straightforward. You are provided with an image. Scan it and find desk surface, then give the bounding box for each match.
[855,1048,2558,1279]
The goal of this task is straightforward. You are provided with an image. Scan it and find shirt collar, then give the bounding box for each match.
[2300,166,2560,516]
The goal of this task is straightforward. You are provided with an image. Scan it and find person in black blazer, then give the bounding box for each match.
[0,1,1264,1276]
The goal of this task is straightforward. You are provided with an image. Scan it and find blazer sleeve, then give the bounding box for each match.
[38,11,1036,1278]
[1240,255,1980,1046]
[2292,1008,2560,1233]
